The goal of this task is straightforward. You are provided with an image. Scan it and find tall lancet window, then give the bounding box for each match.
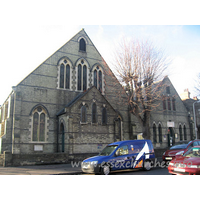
[78,64,82,90]
[58,59,71,90]
[32,106,48,142]
[77,59,88,91]
[102,106,107,125]
[81,105,87,123]
[92,65,104,94]
[92,103,97,123]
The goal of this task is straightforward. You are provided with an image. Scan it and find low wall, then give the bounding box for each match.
[12,153,70,166]
[1,150,167,167]
[1,152,97,167]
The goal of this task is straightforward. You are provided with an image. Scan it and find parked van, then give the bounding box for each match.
[81,140,155,175]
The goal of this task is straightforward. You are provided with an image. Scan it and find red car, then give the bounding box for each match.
[162,140,200,162]
[168,146,200,175]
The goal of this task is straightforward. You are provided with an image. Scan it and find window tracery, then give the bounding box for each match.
[92,65,104,94]
[76,59,88,91]
[31,106,49,142]
[58,58,72,90]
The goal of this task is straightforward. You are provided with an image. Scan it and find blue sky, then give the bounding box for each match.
[84,25,200,97]
[0,1,200,105]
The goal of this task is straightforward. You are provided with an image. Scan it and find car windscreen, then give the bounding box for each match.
[99,145,118,156]
[170,144,187,150]
[184,147,200,157]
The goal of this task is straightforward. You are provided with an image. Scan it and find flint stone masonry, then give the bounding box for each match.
[2,152,97,167]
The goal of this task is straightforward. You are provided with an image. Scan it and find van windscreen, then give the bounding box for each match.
[99,145,118,156]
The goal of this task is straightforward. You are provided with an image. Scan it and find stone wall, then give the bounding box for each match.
[59,87,120,154]
[1,152,97,167]
[0,150,167,167]
[6,29,129,155]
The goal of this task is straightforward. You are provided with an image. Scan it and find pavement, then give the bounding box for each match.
[0,157,163,175]
[0,163,82,175]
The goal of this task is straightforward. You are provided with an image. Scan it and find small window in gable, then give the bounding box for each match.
[166,86,170,94]
[79,38,86,52]
[92,103,97,123]
[81,105,87,123]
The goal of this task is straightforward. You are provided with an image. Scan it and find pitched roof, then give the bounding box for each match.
[56,86,95,116]
[56,86,118,117]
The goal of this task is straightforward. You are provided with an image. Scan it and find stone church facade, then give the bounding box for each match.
[0,29,195,166]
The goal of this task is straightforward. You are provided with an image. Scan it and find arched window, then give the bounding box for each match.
[60,64,64,88]
[158,124,162,143]
[166,86,170,94]
[99,70,102,92]
[184,125,187,140]
[79,38,86,52]
[172,97,176,111]
[153,124,157,143]
[66,65,70,89]
[167,97,171,110]
[102,107,107,125]
[78,64,82,90]
[92,65,104,93]
[77,59,88,91]
[83,65,87,91]
[179,125,183,141]
[59,59,71,89]
[81,105,87,123]
[94,69,97,88]
[32,106,47,142]
[92,103,97,123]
[162,96,166,110]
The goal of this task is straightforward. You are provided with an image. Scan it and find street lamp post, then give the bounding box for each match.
[193,100,200,140]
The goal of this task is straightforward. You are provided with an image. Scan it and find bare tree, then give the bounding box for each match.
[113,38,169,139]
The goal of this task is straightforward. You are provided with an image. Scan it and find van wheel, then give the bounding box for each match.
[101,165,110,175]
[143,160,152,171]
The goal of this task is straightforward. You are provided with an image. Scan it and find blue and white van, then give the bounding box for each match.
[81,140,155,175]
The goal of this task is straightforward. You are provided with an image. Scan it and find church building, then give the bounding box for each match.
[0,29,195,166]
